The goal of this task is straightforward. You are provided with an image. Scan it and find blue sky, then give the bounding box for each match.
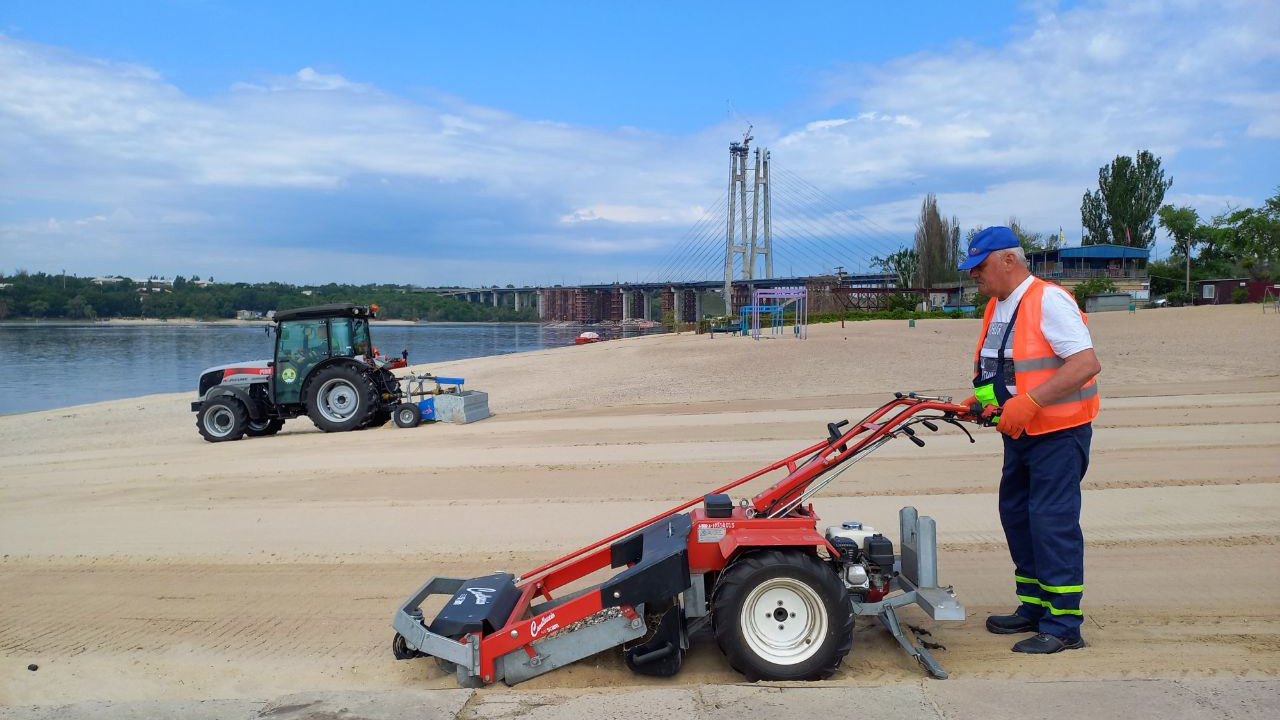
[1,1,1277,286]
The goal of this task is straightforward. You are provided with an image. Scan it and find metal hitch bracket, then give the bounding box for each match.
[851,507,965,679]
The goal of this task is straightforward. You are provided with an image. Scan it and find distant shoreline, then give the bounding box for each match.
[0,318,552,327]
[0,318,663,328]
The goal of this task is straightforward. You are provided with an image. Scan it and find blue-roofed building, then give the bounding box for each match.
[1026,244,1150,299]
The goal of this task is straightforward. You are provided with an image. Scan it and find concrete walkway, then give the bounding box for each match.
[4,679,1276,720]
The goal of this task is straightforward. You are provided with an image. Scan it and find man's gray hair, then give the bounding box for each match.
[997,246,1027,264]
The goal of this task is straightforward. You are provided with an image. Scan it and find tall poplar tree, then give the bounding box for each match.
[914,194,959,288]
[1080,151,1172,247]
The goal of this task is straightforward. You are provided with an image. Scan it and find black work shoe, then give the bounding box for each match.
[1012,633,1086,654]
[985,613,1037,634]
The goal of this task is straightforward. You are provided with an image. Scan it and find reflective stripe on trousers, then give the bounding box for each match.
[1014,574,1084,615]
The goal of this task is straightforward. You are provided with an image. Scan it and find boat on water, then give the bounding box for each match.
[574,331,601,345]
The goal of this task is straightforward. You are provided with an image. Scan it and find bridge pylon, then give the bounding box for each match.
[724,130,772,315]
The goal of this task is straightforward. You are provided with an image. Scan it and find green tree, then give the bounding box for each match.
[872,247,920,288]
[1072,277,1119,311]
[1081,190,1107,245]
[1157,205,1200,293]
[64,295,89,319]
[913,194,959,288]
[1080,151,1172,247]
[947,214,961,272]
[1190,192,1280,280]
[1008,217,1045,252]
[28,299,49,318]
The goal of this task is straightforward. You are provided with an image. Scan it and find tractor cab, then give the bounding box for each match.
[272,309,373,405]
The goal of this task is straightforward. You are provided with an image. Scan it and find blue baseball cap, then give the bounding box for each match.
[957,226,1019,270]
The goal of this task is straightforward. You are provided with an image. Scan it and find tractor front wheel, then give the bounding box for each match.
[196,397,249,442]
[712,549,853,681]
[305,365,378,432]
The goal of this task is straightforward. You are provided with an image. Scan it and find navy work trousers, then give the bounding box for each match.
[999,423,1091,638]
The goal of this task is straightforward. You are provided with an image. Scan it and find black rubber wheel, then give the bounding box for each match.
[196,397,249,442]
[711,549,854,681]
[245,417,285,437]
[362,408,392,429]
[393,403,421,428]
[391,632,424,660]
[304,364,378,432]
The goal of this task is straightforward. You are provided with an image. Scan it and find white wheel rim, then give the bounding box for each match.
[317,379,359,422]
[204,406,235,436]
[398,408,416,424]
[739,577,828,665]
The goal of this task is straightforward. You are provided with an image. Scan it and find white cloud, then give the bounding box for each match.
[560,204,707,224]
[0,34,719,202]
[782,0,1279,191]
[1,0,1276,284]
[293,67,363,92]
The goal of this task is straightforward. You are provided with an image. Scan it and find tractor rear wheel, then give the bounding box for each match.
[305,365,378,432]
[197,397,249,442]
[245,417,285,437]
[711,549,853,681]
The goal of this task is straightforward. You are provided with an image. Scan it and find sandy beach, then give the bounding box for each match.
[1,304,1278,717]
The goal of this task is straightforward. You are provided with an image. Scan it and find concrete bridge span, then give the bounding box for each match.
[413,274,898,323]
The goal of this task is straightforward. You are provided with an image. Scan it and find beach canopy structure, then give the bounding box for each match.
[741,287,809,340]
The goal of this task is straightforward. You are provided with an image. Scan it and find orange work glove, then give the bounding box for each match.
[960,394,980,419]
[996,393,1041,439]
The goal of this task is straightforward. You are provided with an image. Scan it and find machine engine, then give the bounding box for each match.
[827,521,895,602]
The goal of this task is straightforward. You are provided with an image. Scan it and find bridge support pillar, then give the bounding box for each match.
[641,291,651,321]
[514,292,522,312]
[621,290,631,320]
[694,291,703,320]
[673,288,684,328]
[492,291,500,308]
[537,290,545,319]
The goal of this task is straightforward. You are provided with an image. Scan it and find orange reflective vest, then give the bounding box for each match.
[973,278,1099,435]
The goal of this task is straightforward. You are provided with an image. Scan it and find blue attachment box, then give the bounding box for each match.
[417,396,436,421]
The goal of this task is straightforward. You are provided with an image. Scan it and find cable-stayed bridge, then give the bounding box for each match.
[431,135,926,322]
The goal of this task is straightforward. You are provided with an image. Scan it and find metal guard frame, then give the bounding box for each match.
[851,507,964,679]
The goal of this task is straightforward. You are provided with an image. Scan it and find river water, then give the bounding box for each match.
[0,322,658,414]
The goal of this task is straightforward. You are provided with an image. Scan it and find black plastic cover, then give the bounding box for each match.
[427,572,520,638]
[623,605,685,677]
[272,303,370,322]
[703,493,734,518]
[864,534,895,570]
[829,535,861,563]
[602,513,692,608]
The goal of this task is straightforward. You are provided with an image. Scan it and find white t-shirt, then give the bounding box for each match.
[979,275,1094,395]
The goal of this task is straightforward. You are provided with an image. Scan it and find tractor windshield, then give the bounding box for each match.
[330,317,372,358]
[278,319,330,361]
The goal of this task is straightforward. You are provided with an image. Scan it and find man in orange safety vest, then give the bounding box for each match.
[959,226,1101,654]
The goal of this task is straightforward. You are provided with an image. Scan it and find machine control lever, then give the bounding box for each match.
[827,420,850,453]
